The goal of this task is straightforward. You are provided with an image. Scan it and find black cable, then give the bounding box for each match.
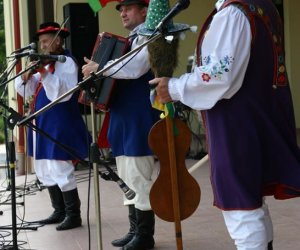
[174,103,207,159]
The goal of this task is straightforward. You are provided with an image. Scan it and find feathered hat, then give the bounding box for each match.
[138,0,190,36]
[35,22,70,40]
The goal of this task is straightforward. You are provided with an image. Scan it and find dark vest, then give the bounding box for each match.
[28,51,91,160]
[107,34,160,157]
[198,0,300,209]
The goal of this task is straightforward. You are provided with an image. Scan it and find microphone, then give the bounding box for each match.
[156,0,190,30]
[116,178,136,200]
[12,42,36,53]
[9,49,36,59]
[99,166,136,200]
[29,53,67,63]
[8,50,66,63]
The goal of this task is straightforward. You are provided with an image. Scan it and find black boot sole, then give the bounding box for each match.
[111,233,135,247]
[35,213,65,225]
[56,217,82,231]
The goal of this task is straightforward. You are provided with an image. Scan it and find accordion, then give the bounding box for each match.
[78,32,130,111]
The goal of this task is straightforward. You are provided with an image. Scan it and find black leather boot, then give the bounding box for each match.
[268,241,273,250]
[56,188,82,231]
[112,205,136,247]
[121,209,155,250]
[37,185,65,224]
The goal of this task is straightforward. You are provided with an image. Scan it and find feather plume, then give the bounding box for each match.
[148,36,180,77]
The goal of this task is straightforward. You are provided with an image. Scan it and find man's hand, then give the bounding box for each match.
[82,57,99,79]
[149,77,172,104]
[21,61,42,81]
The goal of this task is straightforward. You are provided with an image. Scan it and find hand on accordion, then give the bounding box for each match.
[82,57,99,79]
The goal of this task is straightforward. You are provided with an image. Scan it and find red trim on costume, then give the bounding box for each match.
[30,62,55,112]
[264,183,300,200]
[30,83,43,112]
[97,112,111,148]
[213,183,300,211]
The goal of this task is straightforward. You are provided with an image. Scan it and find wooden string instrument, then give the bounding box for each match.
[147,36,201,249]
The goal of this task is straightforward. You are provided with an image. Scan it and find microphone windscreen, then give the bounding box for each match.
[125,189,136,200]
[30,42,37,50]
[57,55,66,63]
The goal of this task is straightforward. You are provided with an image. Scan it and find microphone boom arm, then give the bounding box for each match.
[1,60,40,87]
[17,32,163,127]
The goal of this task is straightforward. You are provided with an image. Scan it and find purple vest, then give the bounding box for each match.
[199,0,300,210]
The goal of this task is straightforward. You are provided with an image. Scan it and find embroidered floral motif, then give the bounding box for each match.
[201,55,234,82]
[277,74,286,84]
[278,65,285,73]
[202,73,211,82]
[249,4,256,12]
[257,7,264,16]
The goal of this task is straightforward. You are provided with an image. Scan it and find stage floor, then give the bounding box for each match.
[1,146,300,249]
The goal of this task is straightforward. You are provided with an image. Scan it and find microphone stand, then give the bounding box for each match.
[1,93,135,248]
[0,62,36,250]
[1,89,123,250]
[1,112,12,190]
[0,110,38,250]
[1,60,40,87]
[0,60,80,249]
[0,142,38,249]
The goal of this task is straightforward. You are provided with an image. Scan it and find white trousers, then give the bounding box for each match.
[32,129,77,192]
[115,155,155,211]
[34,159,77,192]
[222,202,273,250]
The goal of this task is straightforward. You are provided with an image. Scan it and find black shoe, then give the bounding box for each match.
[56,188,82,231]
[112,205,136,247]
[37,211,65,224]
[56,216,82,231]
[121,235,154,250]
[112,232,135,247]
[121,209,155,250]
[268,241,273,250]
[37,185,65,224]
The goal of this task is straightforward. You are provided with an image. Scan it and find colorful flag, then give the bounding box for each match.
[88,0,119,13]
